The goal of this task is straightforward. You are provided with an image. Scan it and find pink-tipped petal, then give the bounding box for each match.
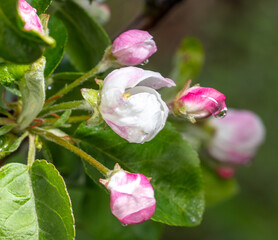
[178,86,227,119]
[173,83,227,122]
[112,30,157,66]
[18,0,44,34]
[103,170,156,225]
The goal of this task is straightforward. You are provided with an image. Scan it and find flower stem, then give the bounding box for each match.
[27,134,36,166]
[31,127,110,176]
[44,59,108,108]
[43,115,91,125]
[39,100,86,117]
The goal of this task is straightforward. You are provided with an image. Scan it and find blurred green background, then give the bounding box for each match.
[106,0,278,239]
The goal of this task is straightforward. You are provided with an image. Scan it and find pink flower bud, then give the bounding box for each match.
[208,109,265,165]
[112,30,157,66]
[18,0,44,34]
[100,67,175,143]
[100,164,156,225]
[216,166,236,179]
[173,80,227,123]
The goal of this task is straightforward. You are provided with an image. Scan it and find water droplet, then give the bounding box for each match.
[215,107,227,119]
[47,85,52,90]
[140,59,149,66]
[121,223,128,227]
[190,217,196,223]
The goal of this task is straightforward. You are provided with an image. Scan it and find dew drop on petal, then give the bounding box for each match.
[121,223,128,227]
[140,59,149,66]
[215,107,227,119]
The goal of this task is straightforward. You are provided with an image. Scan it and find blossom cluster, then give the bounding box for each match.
[94,29,230,224]
[17,0,265,225]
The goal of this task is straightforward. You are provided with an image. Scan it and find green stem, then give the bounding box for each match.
[43,115,91,125]
[44,60,106,108]
[31,128,110,176]
[39,100,87,117]
[27,134,36,166]
[0,118,16,125]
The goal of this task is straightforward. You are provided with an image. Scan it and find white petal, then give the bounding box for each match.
[101,86,168,143]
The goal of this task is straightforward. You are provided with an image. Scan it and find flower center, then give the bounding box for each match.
[123,93,131,99]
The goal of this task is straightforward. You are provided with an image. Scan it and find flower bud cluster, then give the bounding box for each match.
[82,29,230,224]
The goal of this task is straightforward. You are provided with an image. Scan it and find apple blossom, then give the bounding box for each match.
[18,0,44,34]
[208,109,265,165]
[99,67,175,143]
[112,30,157,66]
[100,164,156,225]
[173,80,227,123]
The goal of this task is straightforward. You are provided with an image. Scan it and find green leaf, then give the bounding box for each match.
[0,133,17,159]
[72,185,163,240]
[44,16,68,78]
[162,37,204,100]
[0,160,75,239]
[2,85,22,97]
[0,63,29,96]
[75,122,205,226]
[0,107,12,118]
[53,0,111,71]
[0,132,28,160]
[0,0,55,64]
[202,165,239,207]
[0,63,29,86]
[17,57,46,130]
[26,0,52,15]
[172,37,204,86]
[0,124,16,136]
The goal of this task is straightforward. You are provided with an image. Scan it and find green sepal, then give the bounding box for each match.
[52,110,72,128]
[0,124,16,136]
[81,88,100,108]
[81,88,103,126]
[0,132,28,159]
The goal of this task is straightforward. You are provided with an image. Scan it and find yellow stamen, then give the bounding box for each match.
[123,93,131,98]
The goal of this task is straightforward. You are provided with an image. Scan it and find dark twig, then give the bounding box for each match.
[123,0,183,31]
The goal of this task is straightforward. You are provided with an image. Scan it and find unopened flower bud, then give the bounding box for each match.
[216,166,236,179]
[100,67,175,143]
[208,109,265,165]
[18,0,44,34]
[173,80,227,123]
[112,30,157,66]
[100,164,156,225]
